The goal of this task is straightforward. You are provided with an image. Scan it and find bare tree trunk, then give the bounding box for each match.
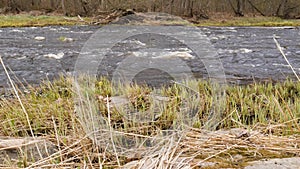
[7,0,17,13]
[169,0,174,14]
[50,0,57,10]
[1,0,299,18]
[281,0,300,18]
[236,0,245,16]
[228,0,245,16]
[246,0,265,16]
[79,0,89,16]
[228,0,237,16]
[100,0,105,10]
[276,0,287,16]
[61,0,67,15]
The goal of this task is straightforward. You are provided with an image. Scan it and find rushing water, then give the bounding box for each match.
[0,25,299,90]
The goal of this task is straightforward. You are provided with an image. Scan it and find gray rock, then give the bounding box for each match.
[245,157,300,169]
[34,36,46,41]
[0,137,57,165]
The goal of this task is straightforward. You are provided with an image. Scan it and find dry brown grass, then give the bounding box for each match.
[0,74,299,168]
[9,126,297,168]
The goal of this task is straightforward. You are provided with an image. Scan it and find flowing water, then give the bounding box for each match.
[0,25,300,91]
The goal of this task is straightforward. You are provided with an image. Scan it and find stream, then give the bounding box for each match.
[0,25,299,91]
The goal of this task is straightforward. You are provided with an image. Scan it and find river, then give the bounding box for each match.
[0,25,299,90]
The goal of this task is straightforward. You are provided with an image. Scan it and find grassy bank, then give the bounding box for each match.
[0,14,92,27]
[0,14,300,27]
[196,16,300,27]
[0,77,299,168]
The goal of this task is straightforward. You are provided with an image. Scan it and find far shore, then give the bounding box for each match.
[0,13,300,27]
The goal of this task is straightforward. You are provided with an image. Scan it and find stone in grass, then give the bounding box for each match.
[245,157,300,169]
[0,137,57,165]
[121,157,192,169]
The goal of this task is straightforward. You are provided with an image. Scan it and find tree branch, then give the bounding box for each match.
[246,0,265,16]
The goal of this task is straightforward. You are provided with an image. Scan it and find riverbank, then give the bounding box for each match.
[1,13,300,27]
[0,77,299,168]
[0,14,93,27]
[194,15,300,27]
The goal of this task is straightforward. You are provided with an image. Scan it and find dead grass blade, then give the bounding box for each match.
[273,35,300,81]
